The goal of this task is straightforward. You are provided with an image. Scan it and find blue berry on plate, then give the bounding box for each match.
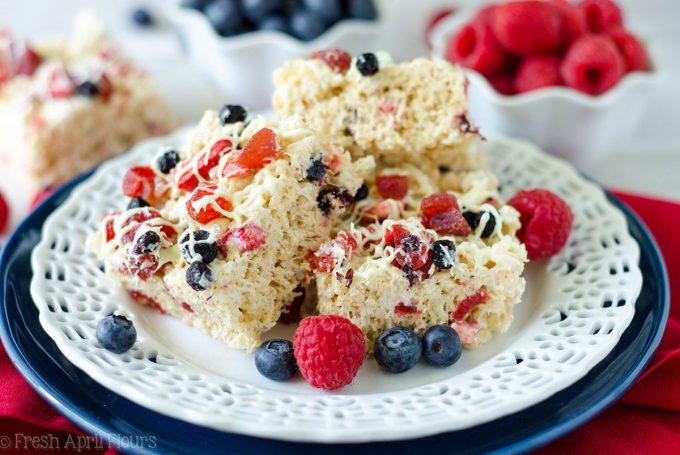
[218,104,247,124]
[127,197,150,209]
[205,0,245,36]
[258,15,289,33]
[356,52,379,76]
[158,150,180,174]
[132,8,155,27]
[348,0,377,20]
[432,239,456,270]
[96,314,137,354]
[422,325,462,367]
[240,0,284,23]
[133,230,161,255]
[303,0,343,24]
[181,0,211,11]
[374,327,422,373]
[180,230,218,264]
[255,339,298,381]
[186,261,214,291]
[290,9,326,40]
[76,81,99,98]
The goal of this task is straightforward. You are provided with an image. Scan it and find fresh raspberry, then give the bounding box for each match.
[578,0,622,33]
[514,55,562,93]
[375,175,409,200]
[293,315,365,390]
[0,190,9,233]
[607,26,650,72]
[122,166,156,201]
[474,4,498,24]
[488,72,516,95]
[508,189,573,260]
[186,184,232,224]
[218,223,266,253]
[29,187,54,211]
[490,1,563,56]
[561,35,625,95]
[551,0,587,45]
[445,21,507,75]
[310,49,352,74]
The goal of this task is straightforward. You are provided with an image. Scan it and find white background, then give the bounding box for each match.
[1,0,678,231]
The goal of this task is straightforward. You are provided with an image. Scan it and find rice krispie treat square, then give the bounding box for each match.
[273,50,484,171]
[0,13,176,187]
[89,108,374,351]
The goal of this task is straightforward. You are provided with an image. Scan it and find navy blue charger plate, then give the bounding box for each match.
[0,172,669,455]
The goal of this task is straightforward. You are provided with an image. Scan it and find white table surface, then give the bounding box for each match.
[1,0,678,233]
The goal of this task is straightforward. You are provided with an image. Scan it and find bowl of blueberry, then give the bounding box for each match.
[168,0,382,108]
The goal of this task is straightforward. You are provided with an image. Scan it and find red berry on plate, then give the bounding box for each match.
[561,35,625,95]
[487,72,516,95]
[0,190,9,233]
[514,55,563,93]
[474,4,498,24]
[508,188,573,260]
[310,49,352,74]
[446,21,507,75]
[186,184,232,224]
[607,26,650,72]
[490,1,563,56]
[375,175,409,200]
[420,192,460,218]
[578,0,623,33]
[293,315,365,390]
[550,0,588,44]
[122,166,156,201]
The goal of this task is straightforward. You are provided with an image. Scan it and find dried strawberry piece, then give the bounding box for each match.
[451,290,489,322]
[218,223,266,253]
[47,65,75,98]
[0,190,9,233]
[15,46,42,76]
[426,210,472,236]
[97,73,113,101]
[125,253,159,280]
[186,184,232,224]
[199,139,232,178]
[420,192,460,217]
[384,224,410,247]
[312,231,358,273]
[395,302,422,316]
[122,166,156,200]
[119,208,175,244]
[310,49,352,74]
[376,175,409,200]
[360,200,395,222]
[176,169,199,193]
[234,128,279,171]
[129,290,166,313]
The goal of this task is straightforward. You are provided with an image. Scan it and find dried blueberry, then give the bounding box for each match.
[316,187,352,215]
[463,211,496,238]
[76,81,99,98]
[127,197,150,209]
[356,52,379,76]
[353,183,369,202]
[305,157,327,181]
[158,150,180,174]
[186,261,214,291]
[401,235,421,253]
[432,239,456,269]
[133,230,161,255]
[218,104,247,125]
[438,165,451,173]
[180,230,218,264]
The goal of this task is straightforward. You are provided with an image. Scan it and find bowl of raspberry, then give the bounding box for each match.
[167,0,382,109]
[430,0,658,169]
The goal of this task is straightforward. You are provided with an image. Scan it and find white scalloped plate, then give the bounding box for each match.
[29,128,642,443]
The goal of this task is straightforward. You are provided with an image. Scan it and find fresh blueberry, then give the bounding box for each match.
[133,230,161,255]
[353,183,369,202]
[432,239,456,269]
[181,0,211,11]
[422,325,462,367]
[305,157,327,181]
[186,261,214,291]
[258,15,289,33]
[356,52,379,76]
[158,150,180,174]
[205,0,244,36]
[180,230,218,264]
[96,314,137,354]
[290,9,327,41]
[348,0,377,20]
[302,0,343,24]
[76,81,99,98]
[218,104,247,125]
[127,197,150,209]
[374,327,422,373]
[463,210,496,238]
[132,8,155,27]
[240,0,283,23]
[255,339,298,381]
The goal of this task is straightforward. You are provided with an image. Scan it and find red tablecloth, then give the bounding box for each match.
[0,191,678,453]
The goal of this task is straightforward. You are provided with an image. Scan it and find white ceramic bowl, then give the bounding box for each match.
[430,6,660,169]
[166,0,384,110]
